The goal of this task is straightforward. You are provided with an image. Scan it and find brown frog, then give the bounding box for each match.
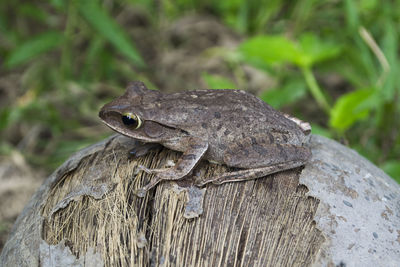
[99,82,311,197]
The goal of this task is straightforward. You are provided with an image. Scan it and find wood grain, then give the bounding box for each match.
[38,135,324,266]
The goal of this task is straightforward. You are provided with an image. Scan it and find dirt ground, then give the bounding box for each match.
[0,153,44,251]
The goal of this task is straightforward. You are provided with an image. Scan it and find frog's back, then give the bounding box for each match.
[138,88,304,143]
[159,89,271,116]
[159,89,298,131]
[168,89,268,112]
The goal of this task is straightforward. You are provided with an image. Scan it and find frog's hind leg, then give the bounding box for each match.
[197,140,311,186]
[223,140,311,169]
[196,159,306,186]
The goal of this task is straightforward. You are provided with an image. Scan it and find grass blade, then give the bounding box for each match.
[78,1,145,68]
[5,31,63,68]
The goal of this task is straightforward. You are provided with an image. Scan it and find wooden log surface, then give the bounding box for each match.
[1,134,399,267]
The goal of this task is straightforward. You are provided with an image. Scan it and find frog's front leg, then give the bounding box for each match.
[135,138,208,197]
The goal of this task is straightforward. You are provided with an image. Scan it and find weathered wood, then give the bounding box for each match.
[1,134,399,267]
[38,135,323,266]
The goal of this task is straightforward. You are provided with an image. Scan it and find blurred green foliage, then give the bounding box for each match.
[0,0,399,182]
[201,73,236,89]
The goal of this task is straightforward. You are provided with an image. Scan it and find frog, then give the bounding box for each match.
[99,81,311,197]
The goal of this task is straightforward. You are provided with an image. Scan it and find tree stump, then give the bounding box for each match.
[1,134,399,266]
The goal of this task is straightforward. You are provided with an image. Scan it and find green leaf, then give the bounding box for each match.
[48,0,66,9]
[298,33,341,66]
[18,3,47,22]
[5,31,63,68]
[260,78,307,108]
[310,124,333,138]
[202,73,236,88]
[0,108,11,130]
[78,1,145,67]
[239,34,340,69]
[239,35,301,66]
[381,160,400,183]
[329,88,375,131]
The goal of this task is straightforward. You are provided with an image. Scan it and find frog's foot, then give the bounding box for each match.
[134,165,178,197]
[134,176,163,198]
[134,188,147,198]
[134,138,209,197]
[135,165,192,197]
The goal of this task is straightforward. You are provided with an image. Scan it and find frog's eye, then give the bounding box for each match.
[121,112,142,129]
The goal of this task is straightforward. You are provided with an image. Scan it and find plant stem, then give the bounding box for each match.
[61,0,77,82]
[301,66,331,114]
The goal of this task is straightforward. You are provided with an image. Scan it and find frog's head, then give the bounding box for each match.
[99,82,185,143]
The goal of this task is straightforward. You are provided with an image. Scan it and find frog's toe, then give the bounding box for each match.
[134,176,163,197]
[137,165,167,174]
[129,148,145,158]
[137,165,152,173]
[134,188,147,198]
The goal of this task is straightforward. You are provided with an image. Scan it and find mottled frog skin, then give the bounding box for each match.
[99,82,311,196]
